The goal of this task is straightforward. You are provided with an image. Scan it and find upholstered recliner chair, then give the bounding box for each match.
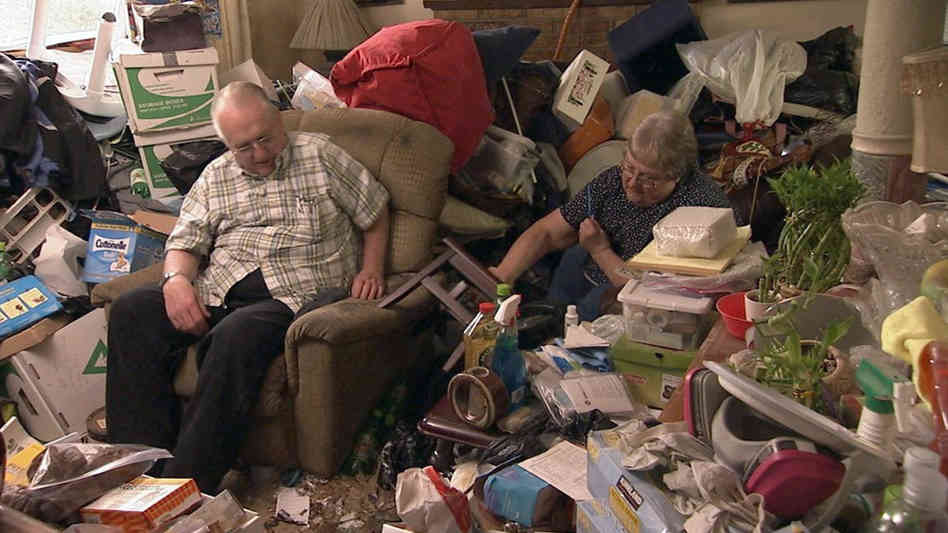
[91,107,453,477]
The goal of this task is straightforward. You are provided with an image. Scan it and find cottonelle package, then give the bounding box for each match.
[81,211,167,284]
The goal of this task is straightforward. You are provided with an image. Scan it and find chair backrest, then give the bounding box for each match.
[282,108,454,274]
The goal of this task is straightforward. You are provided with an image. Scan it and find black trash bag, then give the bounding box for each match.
[551,409,617,443]
[785,68,859,115]
[376,421,435,491]
[799,26,859,72]
[0,54,36,157]
[159,140,228,196]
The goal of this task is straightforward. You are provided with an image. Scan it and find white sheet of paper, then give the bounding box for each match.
[518,441,594,501]
[560,373,637,414]
[562,324,610,349]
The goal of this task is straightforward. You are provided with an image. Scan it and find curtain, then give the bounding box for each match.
[209,0,253,74]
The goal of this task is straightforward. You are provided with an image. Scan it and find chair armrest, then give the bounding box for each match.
[90,263,163,308]
[286,276,435,347]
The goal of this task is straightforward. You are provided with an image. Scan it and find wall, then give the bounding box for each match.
[248,0,869,80]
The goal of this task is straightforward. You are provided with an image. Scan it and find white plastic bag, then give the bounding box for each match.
[457,125,539,204]
[290,61,346,111]
[396,466,471,533]
[33,225,87,297]
[676,30,806,126]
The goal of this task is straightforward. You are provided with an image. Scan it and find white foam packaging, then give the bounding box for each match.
[652,206,738,259]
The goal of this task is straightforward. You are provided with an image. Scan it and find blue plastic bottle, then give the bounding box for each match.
[493,294,527,410]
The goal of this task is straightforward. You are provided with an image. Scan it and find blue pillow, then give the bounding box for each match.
[473,26,541,87]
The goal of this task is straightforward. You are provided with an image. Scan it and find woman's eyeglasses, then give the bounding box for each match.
[620,157,669,191]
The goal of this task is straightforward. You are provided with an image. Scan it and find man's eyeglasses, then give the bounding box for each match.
[620,157,670,191]
[231,135,275,156]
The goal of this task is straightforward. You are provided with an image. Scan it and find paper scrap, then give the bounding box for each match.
[560,373,637,414]
[519,441,593,501]
[562,324,610,349]
[276,487,310,525]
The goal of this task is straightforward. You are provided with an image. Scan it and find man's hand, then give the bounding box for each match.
[578,218,610,256]
[163,276,210,336]
[351,269,385,299]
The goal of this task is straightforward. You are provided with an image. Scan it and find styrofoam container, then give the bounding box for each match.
[652,206,738,259]
[617,279,713,350]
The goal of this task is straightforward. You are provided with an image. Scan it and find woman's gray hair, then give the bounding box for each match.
[210,81,278,139]
[628,110,698,181]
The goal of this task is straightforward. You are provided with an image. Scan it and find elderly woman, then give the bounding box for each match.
[489,110,739,320]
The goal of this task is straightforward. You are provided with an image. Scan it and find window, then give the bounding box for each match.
[0,0,124,52]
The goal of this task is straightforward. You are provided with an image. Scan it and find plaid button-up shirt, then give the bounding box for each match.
[165,132,389,313]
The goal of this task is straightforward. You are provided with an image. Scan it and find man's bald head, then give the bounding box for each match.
[211,81,279,139]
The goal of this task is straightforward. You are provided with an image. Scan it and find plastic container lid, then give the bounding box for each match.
[903,446,940,473]
[618,279,713,314]
[497,283,512,298]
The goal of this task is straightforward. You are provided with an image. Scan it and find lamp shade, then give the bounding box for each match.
[290,0,376,51]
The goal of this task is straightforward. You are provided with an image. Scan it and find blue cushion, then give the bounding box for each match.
[473,26,541,87]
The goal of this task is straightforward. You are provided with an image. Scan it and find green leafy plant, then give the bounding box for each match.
[766,159,866,295]
[754,296,852,413]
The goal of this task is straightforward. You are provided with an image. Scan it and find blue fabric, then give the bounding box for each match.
[551,338,613,372]
[473,26,541,87]
[547,244,614,322]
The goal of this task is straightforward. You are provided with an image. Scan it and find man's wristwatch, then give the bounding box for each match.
[160,271,187,289]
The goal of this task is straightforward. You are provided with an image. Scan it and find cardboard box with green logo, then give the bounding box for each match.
[114,48,219,133]
[1,309,107,441]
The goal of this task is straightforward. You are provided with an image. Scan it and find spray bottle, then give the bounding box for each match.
[493,294,527,410]
[855,358,915,454]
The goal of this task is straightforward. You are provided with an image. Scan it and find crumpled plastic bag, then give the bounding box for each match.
[677,30,806,127]
[396,466,471,533]
[291,62,346,111]
[33,225,87,298]
[0,443,171,524]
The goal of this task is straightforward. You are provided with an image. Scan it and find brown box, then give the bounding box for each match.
[0,313,70,361]
[80,477,201,532]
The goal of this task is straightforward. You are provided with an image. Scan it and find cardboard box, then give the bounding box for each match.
[114,48,219,133]
[131,122,217,148]
[0,276,63,339]
[2,309,108,441]
[553,49,610,131]
[586,431,684,533]
[577,499,625,533]
[221,59,277,101]
[0,313,70,361]
[81,211,167,284]
[129,210,178,236]
[137,144,186,202]
[81,477,202,532]
[609,335,696,408]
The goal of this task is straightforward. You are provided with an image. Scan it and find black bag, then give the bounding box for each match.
[159,140,227,196]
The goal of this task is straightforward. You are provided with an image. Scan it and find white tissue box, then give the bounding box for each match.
[553,50,610,131]
[652,207,737,259]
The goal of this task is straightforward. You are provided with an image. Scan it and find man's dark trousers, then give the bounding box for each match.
[105,270,293,492]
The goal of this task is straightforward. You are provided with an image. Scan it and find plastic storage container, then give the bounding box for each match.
[617,279,714,350]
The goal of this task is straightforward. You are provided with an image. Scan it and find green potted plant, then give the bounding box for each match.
[745,253,783,321]
[766,159,866,296]
[753,296,853,415]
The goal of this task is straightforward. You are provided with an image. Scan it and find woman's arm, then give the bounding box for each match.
[490,210,578,283]
[579,218,628,287]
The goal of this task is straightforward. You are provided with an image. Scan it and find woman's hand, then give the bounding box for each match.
[578,218,610,256]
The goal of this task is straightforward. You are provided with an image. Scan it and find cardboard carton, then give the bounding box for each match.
[220,59,277,101]
[553,50,610,131]
[0,313,70,361]
[81,477,202,532]
[81,211,167,284]
[114,48,219,133]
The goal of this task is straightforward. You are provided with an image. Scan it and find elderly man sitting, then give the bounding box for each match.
[490,110,741,320]
[105,82,390,492]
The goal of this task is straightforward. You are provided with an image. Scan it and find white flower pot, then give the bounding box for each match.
[745,289,777,321]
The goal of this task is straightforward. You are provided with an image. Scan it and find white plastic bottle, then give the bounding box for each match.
[868,447,948,532]
[564,304,579,332]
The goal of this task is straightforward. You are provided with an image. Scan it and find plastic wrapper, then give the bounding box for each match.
[841,201,948,339]
[0,444,171,524]
[290,62,346,111]
[396,466,471,533]
[159,140,227,197]
[531,368,648,429]
[639,241,765,295]
[455,125,539,205]
[652,207,738,259]
[676,30,806,127]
